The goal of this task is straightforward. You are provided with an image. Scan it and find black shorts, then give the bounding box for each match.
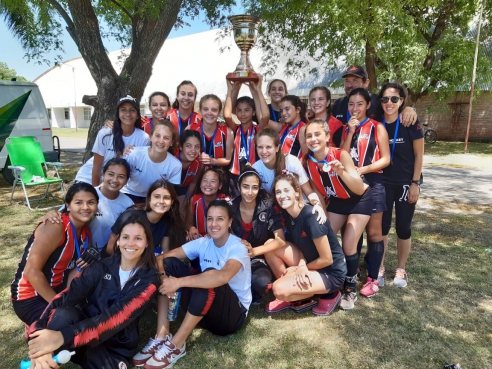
[318,272,344,293]
[328,187,373,216]
[369,181,387,213]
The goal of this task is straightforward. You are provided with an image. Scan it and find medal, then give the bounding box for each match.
[323,163,331,172]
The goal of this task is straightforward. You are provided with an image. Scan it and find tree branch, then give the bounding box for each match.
[45,0,79,46]
[108,0,133,22]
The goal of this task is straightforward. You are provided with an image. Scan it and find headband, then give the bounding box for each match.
[238,169,261,183]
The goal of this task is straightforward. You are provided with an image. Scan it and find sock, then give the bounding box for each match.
[356,234,364,258]
[344,253,359,290]
[366,241,384,280]
[318,292,338,299]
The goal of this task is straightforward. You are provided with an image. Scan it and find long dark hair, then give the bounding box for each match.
[280,95,307,122]
[254,128,285,180]
[237,165,269,202]
[236,96,258,124]
[105,98,142,156]
[309,86,332,118]
[114,213,157,271]
[102,157,131,179]
[172,80,197,110]
[208,199,234,221]
[61,182,99,213]
[179,129,201,148]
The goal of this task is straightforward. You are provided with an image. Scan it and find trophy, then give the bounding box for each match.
[226,15,263,82]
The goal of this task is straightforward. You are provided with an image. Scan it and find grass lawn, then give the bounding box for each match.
[52,127,89,140]
[1,153,491,368]
[424,141,492,156]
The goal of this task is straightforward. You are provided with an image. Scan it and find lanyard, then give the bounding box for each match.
[69,220,88,271]
[345,117,369,135]
[383,116,400,161]
[280,120,302,145]
[240,125,254,163]
[201,197,207,232]
[308,154,328,165]
[269,105,278,122]
[149,118,153,131]
[177,110,193,136]
[346,108,351,123]
[201,124,218,157]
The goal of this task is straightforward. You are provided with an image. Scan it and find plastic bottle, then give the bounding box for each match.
[167,290,182,321]
[20,350,75,369]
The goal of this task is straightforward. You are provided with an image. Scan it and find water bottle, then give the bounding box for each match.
[167,289,182,321]
[20,350,75,369]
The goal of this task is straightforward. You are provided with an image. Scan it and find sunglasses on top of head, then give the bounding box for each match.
[381,96,402,104]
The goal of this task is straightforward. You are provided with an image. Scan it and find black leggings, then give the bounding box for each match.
[163,257,247,336]
[41,306,130,369]
[251,258,273,294]
[382,184,416,240]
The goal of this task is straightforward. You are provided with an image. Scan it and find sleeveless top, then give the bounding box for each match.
[279,120,306,159]
[230,124,259,175]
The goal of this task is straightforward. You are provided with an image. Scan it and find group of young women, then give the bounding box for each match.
[11,73,423,369]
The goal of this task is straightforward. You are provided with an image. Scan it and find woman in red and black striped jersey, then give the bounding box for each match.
[25,214,159,369]
[166,81,202,139]
[11,183,99,326]
[142,91,172,136]
[340,88,390,299]
[278,95,309,159]
[304,119,372,310]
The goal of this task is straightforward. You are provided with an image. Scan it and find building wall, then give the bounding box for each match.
[414,91,492,142]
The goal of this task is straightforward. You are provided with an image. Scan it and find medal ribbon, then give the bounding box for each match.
[201,124,218,157]
[177,110,194,136]
[240,125,254,163]
[382,116,400,161]
[280,120,302,145]
[69,220,88,271]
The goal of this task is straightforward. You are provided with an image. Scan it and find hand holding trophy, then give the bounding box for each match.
[226,15,263,82]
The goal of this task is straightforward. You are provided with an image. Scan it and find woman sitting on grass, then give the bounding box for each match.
[11,183,99,326]
[265,172,347,316]
[132,200,251,369]
[25,214,159,369]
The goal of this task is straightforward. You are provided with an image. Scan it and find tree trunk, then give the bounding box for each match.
[365,40,378,92]
[64,0,183,161]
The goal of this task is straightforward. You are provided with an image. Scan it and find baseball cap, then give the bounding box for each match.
[117,95,140,110]
[342,65,368,79]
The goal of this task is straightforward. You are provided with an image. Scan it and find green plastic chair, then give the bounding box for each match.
[7,141,65,211]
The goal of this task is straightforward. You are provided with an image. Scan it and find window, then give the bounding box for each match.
[47,109,51,121]
[64,108,70,119]
[84,107,92,121]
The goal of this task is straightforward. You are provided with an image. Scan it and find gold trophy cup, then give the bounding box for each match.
[226,15,263,82]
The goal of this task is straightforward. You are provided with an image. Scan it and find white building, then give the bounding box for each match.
[34,29,343,128]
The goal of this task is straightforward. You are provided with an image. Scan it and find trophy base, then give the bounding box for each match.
[226,72,259,82]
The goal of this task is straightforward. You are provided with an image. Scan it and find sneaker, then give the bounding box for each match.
[312,291,341,316]
[265,298,292,313]
[359,277,379,298]
[144,338,186,369]
[133,335,172,367]
[377,266,385,287]
[340,288,358,310]
[393,268,408,288]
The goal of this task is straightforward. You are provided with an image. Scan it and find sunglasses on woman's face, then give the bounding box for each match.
[381,96,402,104]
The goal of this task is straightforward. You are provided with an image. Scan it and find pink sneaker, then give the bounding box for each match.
[311,291,341,316]
[265,298,292,313]
[360,277,379,298]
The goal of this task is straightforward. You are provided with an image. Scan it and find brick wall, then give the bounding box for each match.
[414,91,492,142]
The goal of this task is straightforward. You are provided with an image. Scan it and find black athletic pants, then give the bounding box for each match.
[42,306,130,369]
[163,257,247,336]
[382,184,416,240]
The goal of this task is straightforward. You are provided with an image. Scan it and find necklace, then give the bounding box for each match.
[289,214,295,225]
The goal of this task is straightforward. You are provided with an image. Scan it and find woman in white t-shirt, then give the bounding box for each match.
[252,127,326,222]
[122,120,182,203]
[132,200,251,368]
[75,95,149,185]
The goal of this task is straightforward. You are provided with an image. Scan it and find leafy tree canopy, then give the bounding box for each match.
[0,61,28,81]
[247,0,492,101]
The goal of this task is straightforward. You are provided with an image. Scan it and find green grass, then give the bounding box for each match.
[52,127,89,139]
[424,141,492,156]
[1,154,491,368]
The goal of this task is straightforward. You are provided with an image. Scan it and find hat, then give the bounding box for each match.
[117,95,140,110]
[342,65,368,79]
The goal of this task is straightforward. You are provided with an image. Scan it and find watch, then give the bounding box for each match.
[411,179,421,186]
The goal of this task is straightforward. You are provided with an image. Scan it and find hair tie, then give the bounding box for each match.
[281,169,295,177]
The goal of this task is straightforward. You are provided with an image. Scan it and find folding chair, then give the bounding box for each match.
[7,140,65,211]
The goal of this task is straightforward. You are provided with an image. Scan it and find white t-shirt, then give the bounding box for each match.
[252,154,309,194]
[75,127,150,184]
[91,187,134,252]
[182,234,252,310]
[122,147,182,197]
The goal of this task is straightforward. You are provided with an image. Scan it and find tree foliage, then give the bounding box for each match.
[0,0,235,158]
[0,61,28,81]
[246,0,492,101]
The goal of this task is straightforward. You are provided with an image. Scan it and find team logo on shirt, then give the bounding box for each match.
[259,212,267,222]
[186,170,198,177]
[104,273,112,280]
[359,133,370,140]
[301,231,307,237]
[134,167,143,173]
[287,134,296,140]
[324,186,337,198]
[204,258,212,263]
[238,147,247,159]
[67,261,76,270]
[118,362,127,369]
[214,142,223,148]
[399,185,410,202]
[350,147,359,162]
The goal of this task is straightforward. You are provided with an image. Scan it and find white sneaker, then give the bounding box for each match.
[393,268,408,288]
[132,335,171,367]
[144,338,186,369]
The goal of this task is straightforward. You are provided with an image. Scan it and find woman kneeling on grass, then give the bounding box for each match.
[132,200,251,369]
[266,172,347,316]
[25,214,159,369]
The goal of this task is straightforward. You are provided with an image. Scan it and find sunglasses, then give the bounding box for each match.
[381,96,402,104]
